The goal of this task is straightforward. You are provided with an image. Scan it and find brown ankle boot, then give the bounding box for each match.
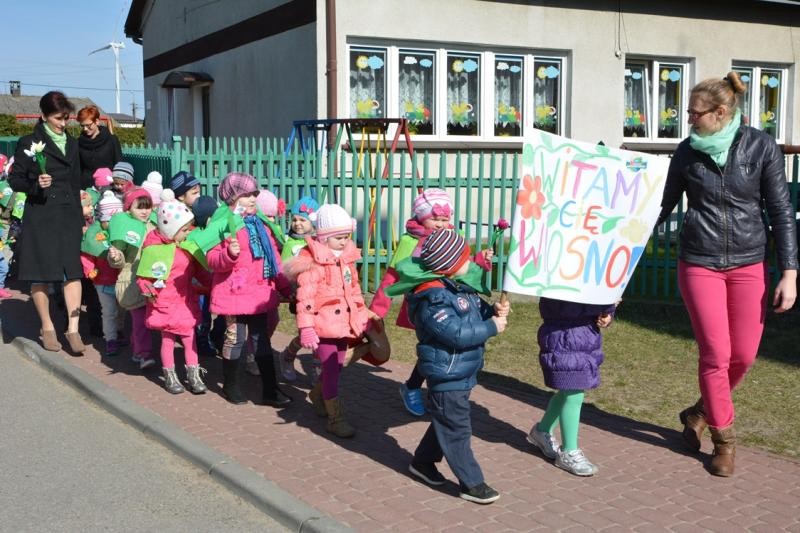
[40,329,62,352]
[308,382,328,417]
[64,331,86,355]
[709,425,735,477]
[324,397,355,438]
[679,398,706,452]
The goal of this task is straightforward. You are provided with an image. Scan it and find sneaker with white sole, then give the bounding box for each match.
[459,482,500,504]
[526,423,560,460]
[399,384,425,416]
[555,449,598,476]
[408,461,446,486]
[139,356,157,370]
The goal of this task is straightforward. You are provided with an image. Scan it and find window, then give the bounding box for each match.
[349,47,386,119]
[495,55,523,136]
[347,43,568,141]
[732,64,787,141]
[447,52,481,136]
[399,50,435,135]
[624,59,688,141]
[533,58,562,134]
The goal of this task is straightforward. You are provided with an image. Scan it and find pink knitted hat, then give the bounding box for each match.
[97,190,123,222]
[256,190,285,217]
[123,187,151,212]
[218,172,258,204]
[93,167,113,188]
[412,188,453,222]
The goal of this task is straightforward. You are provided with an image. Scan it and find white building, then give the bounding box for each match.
[125,0,800,150]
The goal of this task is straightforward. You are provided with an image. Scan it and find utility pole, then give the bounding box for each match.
[131,100,139,121]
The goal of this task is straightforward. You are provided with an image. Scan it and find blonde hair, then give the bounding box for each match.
[691,71,747,116]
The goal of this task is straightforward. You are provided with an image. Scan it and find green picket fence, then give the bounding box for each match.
[122,138,799,299]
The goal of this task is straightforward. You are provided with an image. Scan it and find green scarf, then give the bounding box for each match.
[43,123,67,155]
[385,257,490,298]
[689,109,741,166]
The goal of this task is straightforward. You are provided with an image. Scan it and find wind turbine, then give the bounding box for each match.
[89,41,125,113]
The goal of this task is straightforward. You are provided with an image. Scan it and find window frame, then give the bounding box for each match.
[623,57,691,144]
[732,63,789,143]
[346,42,568,143]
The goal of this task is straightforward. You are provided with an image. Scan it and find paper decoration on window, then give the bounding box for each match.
[669,70,681,82]
[420,58,433,68]
[452,60,464,73]
[631,72,642,80]
[767,76,779,88]
[462,59,479,73]
[510,65,522,73]
[740,74,750,83]
[497,62,509,70]
[403,56,418,65]
[355,55,368,69]
[367,55,384,70]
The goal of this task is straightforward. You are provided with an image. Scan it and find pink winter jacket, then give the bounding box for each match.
[81,252,119,287]
[287,237,368,340]
[136,230,210,336]
[206,222,291,316]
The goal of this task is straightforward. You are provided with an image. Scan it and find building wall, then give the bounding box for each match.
[141,0,317,144]
[332,0,799,147]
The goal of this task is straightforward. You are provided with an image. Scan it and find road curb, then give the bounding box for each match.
[5,325,352,533]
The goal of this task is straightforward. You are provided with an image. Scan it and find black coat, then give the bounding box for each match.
[9,122,90,281]
[78,126,122,185]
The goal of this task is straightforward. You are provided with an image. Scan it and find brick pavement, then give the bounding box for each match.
[3,289,800,532]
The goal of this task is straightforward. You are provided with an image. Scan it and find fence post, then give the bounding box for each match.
[171,135,183,175]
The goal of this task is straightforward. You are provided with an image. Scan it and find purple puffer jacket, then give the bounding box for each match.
[537,297,616,391]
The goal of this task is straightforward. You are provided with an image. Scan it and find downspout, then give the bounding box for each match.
[326,0,337,149]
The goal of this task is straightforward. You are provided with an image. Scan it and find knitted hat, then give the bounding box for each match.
[256,190,286,217]
[93,167,113,188]
[111,161,135,183]
[85,187,101,206]
[0,154,8,175]
[123,186,151,212]
[218,172,258,204]
[191,195,218,229]
[412,188,453,222]
[142,171,163,205]
[169,170,201,198]
[313,203,355,239]
[80,190,93,207]
[291,196,319,220]
[420,229,471,276]
[97,190,123,222]
[156,190,195,239]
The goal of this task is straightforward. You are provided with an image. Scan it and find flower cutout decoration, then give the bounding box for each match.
[619,218,649,243]
[24,141,47,173]
[516,174,546,220]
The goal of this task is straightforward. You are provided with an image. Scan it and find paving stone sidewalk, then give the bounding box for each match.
[2,289,800,532]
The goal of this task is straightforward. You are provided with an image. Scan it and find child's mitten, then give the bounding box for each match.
[299,327,319,351]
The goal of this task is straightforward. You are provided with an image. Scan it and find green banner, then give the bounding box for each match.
[81,221,111,257]
[108,212,147,249]
[136,243,176,280]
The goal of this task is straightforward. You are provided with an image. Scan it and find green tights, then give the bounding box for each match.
[538,390,585,452]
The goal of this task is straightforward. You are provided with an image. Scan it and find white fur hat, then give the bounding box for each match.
[312,203,355,239]
[156,189,194,239]
[142,171,164,205]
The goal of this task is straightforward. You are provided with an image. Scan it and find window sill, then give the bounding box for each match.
[621,140,681,154]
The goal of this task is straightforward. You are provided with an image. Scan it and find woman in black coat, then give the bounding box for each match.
[9,91,91,354]
[77,104,122,184]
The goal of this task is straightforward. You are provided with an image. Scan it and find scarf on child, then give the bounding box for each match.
[243,214,279,279]
[405,218,455,239]
[689,109,741,167]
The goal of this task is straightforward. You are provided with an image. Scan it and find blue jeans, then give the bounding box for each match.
[413,389,484,488]
[0,255,8,288]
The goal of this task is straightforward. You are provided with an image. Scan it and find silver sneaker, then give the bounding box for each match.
[526,424,560,459]
[185,365,207,394]
[279,351,297,382]
[555,449,598,476]
[162,367,185,394]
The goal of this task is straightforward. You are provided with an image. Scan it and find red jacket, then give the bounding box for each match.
[136,230,210,336]
[81,252,119,286]
[287,237,368,340]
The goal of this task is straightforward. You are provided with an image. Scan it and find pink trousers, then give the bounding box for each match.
[678,260,767,428]
[160,331,198,369]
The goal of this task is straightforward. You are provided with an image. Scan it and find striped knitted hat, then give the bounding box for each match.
[111,161,135,183]
[412,188,453,222]
[97,190,123,222]
[218,172,258,204]
[169,170,201,198]
[420,229,471,276]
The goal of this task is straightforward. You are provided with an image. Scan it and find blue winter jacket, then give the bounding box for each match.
[406,278,498,392]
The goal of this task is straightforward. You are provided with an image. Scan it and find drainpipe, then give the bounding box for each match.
[326,0,337,149]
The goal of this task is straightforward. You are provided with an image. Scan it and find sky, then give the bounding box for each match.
[0,0,145,118]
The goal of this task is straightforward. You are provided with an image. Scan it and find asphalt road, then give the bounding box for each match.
[0,343,287,532]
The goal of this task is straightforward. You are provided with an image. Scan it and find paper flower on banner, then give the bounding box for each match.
[619,218,649,243]
[355,55,368,69]
[516,174,546,220]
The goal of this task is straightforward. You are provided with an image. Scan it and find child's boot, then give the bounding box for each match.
[324,398,355,438]
[256,356,292,407]
[104,339,120,357]
[185,365,207,394]
[308,382,328,417]
[162,367,185,394]
[222,357,246,404]
[196,326,218,358]
[678,398,706,452]
[709,425,736,477]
